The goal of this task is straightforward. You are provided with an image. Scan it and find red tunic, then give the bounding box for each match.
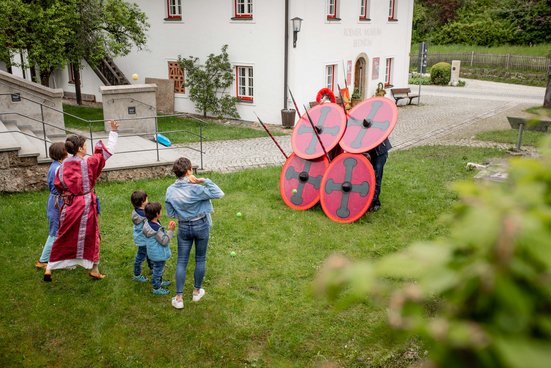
[48,141,112,270]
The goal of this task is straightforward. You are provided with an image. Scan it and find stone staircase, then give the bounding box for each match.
[0,118,63,163]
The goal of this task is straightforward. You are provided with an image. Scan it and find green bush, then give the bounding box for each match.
[430,62,452,85]
[318,136,551,367]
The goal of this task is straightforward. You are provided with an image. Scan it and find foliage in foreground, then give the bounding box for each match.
[0,146,505,367]
[317,138,551,367]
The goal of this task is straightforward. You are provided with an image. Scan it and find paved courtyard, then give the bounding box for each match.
[107,79,547,173]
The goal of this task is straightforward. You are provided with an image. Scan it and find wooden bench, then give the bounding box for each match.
[507,116,551,150]
[391,88,419,105]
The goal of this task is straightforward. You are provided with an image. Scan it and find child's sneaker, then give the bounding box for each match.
[152,287,170,295]
[192,288,205,302]
[132,275,148,282]
[160,280,171,287]
[171,297,184,309]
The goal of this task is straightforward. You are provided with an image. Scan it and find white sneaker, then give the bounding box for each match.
[171,297,184,309]
[192,288,205,302]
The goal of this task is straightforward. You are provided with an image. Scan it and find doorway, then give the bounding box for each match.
[354,55,368,99]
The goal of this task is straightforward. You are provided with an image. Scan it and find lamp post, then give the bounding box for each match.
[291,17,302,48]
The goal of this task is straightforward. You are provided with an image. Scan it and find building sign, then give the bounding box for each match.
[346,60,352,86]
[372,58,380,80]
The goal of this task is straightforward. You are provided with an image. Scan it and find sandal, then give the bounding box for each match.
[89,272,106,280]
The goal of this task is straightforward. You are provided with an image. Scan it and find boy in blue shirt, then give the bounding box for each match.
[143,202,176,295]
[131,191,152,282]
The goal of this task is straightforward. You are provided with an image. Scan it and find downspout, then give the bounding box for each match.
[283,0,289,109]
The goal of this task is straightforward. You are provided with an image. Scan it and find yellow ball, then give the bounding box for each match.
[132,73,139,81]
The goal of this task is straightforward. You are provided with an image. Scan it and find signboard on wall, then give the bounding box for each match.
[346,60,352,86]
[372,57,380,80]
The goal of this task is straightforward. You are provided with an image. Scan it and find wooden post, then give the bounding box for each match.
[544,65,551,108]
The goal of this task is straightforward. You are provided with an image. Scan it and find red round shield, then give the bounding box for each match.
[280,153,329,210]
[291,103,346,160]
[339,97,397,153]
[320,153,375,223]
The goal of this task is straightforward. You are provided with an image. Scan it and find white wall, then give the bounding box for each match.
[52,0,414,125]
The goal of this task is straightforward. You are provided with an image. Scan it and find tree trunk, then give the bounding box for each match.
[74,64,83,105]
[544,66,551,108]
[40,68,52,86]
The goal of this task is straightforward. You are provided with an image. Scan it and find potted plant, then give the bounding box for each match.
[351,89,361,107]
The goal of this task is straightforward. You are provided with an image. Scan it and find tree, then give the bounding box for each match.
[179,45,240,119]
[317,137,551,367]
[0,0,149,104]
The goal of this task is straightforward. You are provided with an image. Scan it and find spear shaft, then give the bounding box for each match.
[302,104,330,162]
[288,89,302,117]
[254,113,288,159]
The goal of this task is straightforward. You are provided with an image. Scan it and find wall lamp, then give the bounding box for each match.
[291,17,303,48]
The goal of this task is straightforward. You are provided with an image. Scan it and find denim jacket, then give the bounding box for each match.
[143,220,173,262]
[131,208,147,247]
[165,177,224,226]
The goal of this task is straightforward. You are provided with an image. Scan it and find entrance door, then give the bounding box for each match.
[354,57,367,99]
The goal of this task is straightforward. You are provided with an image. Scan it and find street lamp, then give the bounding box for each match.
[291,17,303,48]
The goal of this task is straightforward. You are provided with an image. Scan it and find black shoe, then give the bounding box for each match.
[43,273,52,282]
[368,204,381,212]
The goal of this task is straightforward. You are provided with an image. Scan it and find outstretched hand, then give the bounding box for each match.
[109,120,119,132]
[188,174,205,184]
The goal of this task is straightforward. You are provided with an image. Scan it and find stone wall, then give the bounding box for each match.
[0,70,65,137]
[0,151,49,192]
[100,84,157,134]
[0,151,176,193]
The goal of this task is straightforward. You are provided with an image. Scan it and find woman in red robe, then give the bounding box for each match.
[44,120,119,282]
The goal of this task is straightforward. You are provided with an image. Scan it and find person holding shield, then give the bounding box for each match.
[366,137,391,212]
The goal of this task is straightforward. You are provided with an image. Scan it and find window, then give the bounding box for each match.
[168,61,185,93]
[359,0,370,20]
[327,0,339,20]
[388,0,397,21]
[325,64,336,91]
[234,0,253,19]
[166,0,182,20]
[236,66,253,101]
[68,64,77,84]
[384,58,393,87]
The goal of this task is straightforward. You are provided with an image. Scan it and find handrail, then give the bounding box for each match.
[0,92,205,169]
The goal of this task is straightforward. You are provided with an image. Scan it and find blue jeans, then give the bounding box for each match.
[151,260,166,289]
[175,217,210,295]
[371,151,388,204]
[133,246,152,276]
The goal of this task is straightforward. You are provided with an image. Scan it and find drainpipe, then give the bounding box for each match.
[283,0,289,109]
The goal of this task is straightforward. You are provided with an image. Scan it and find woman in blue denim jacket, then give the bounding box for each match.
[165,157,224,309]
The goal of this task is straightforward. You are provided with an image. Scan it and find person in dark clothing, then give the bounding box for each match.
[366,137,391,212]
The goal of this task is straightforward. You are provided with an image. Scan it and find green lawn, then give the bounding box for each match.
[0,145,506,367]
[62,104,285,143]
[476,129,547,147]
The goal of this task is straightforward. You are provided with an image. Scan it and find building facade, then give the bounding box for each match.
[12,0,415,124]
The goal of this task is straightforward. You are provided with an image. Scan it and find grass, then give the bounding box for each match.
[0,145,506,367]
[475,130,546,147]
[62,104,285,143]
[426,43,551,57]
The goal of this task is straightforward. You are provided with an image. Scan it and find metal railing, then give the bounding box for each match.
[410,52,551,73]
[0,92,205,169]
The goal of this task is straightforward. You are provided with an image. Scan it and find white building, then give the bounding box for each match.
[32,0,415,124]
